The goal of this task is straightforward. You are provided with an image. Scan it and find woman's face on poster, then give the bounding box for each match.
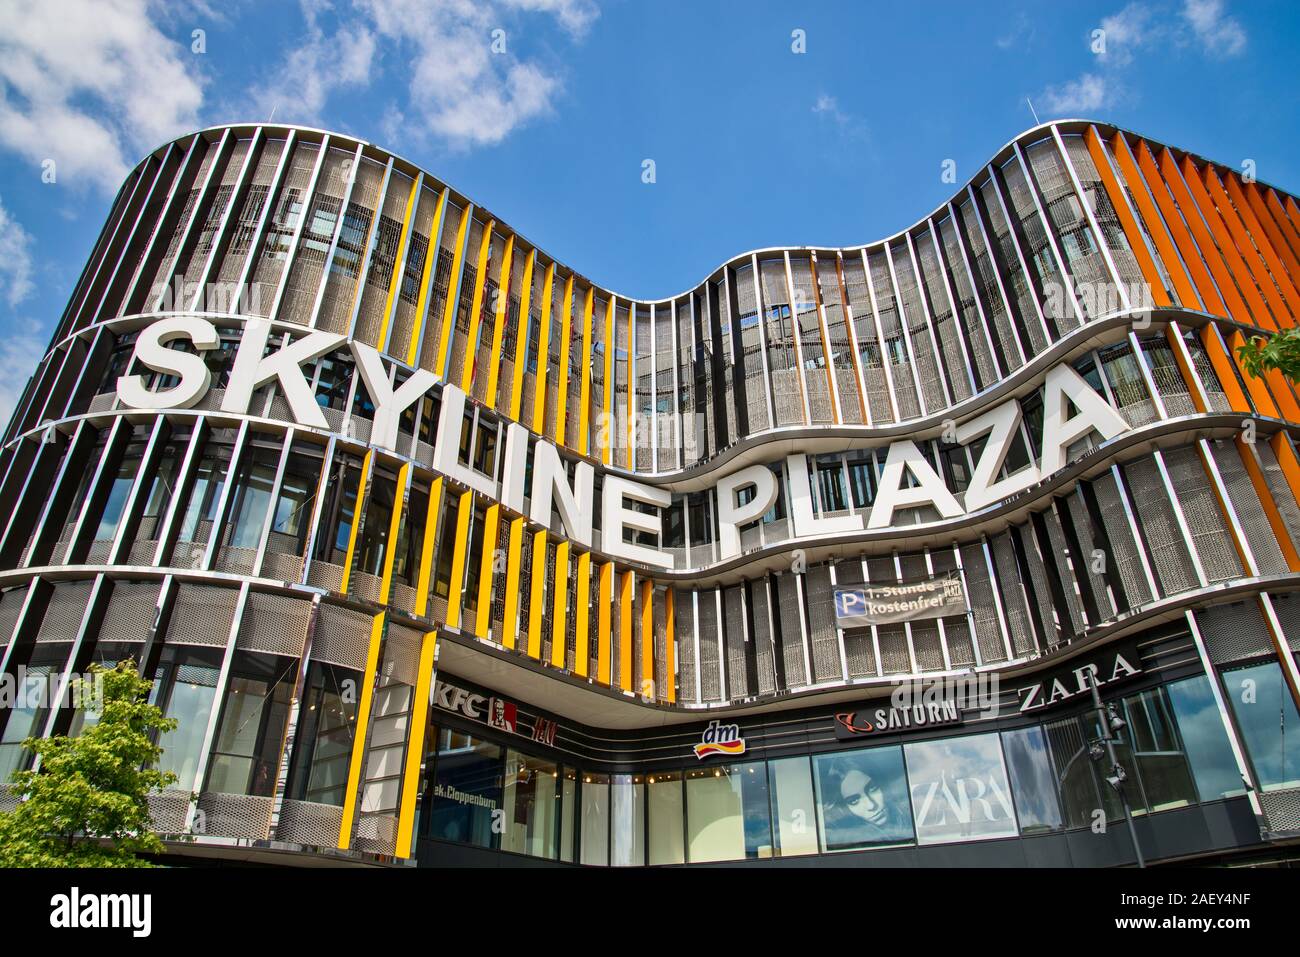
[840,768,889,827]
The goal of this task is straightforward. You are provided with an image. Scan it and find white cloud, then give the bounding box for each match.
[1183,0,1246,57]
[1035,1,1248,119]
[0,0,206,194]
[247,0,596,148]
[0,197,34,308]
[0,316,48,431]
[1097,2,1155,65]
[812,93,869,142]
[1039,73,1109,116]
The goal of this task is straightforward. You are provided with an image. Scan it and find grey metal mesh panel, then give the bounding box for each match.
[1061,134,1146,293]
[910,620,945,672]
[1270,593,1300,654]
[749,580,776,695]
[1041,510,1087,635]
[275,798,345,849]
[196,792,273,840]
[1026,139,1113,316]
[1260,787,1300,833]
[1209,438,1289,576]
[306,560,345,593]
[216,139,285,285]
[1002,156,1076,336]
[891,243,947,415]
[1063,492,1118,621]
[1195,600,1273,664]
[1161,446,1243,583]
[236,590,310,657]
[313,603,373,671]
[653,588,669,700]
[278,147,351,328]
[1091,471,1154,606]
[958,197,1023,372]
[354,813,399,856]
[1100,343,1158,427]
[0,588,25,647]
[99,582,161,643]
[696,589,721,702]
[1123,457,1199,595]
[804,565,841,682]
[877,624,911,675]
[148,138,219,294]
[1254,441,1300,559]
[811,254,863,421]
[674,590,696,704]
[733,266,770,435]
[943,616,976,668]
[1184,333,1232,412]
[355,170,413,347]
[169,583,238,646]
[1143,338,1197,417]
[868,251,921,420]
[148,790,191,833]
[912,232,972,397]
[842,254,893,424]
[382,623,422,687]
[790,257,835,424]
[979,176,1047,357]
[246,140,321,317]
[316,157,383,335]
[960,543,1006,664]
[723,585,747,699]
[842,627,876,679]
[262,549,306,584]
[936,216,999,387]
[35,580,93,643]
[990,533,1037,657]
[775,573,808,687]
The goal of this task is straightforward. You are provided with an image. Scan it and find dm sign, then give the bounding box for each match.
[834,574,966,628]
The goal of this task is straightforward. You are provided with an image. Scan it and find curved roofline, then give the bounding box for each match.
[129,117,1298,306]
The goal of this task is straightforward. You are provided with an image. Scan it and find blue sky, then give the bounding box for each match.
[1,0,1298,422]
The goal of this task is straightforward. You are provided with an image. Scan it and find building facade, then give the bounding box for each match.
[1,119,1299,867]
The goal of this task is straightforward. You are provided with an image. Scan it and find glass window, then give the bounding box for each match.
[611,773,645,866]
[1224,661,1300,791]
[1044,715,1106,828]
[288,662,360,806]
[1001,726,1062,833]
[904,733,1018,844]
[205,653,296,796]
[647,770,684,865]
[768,756,818,856]
[813,746,913,852]
[0,660,59,783]
[501,749,560,859]
[1166,674,1246,801]
[685,762,772,862]
[154,646,223,790]
[580,772,610,865]
[427,730,502,849]
[1123,687,1197,813]
[559,768,577,863]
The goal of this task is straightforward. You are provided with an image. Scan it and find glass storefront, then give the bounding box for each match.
[418,667,1270,866]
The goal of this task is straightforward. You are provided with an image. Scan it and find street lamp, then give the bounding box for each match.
[1086,671,1145,868]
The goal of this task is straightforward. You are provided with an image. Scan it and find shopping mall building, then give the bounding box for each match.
[1,119,1299,868]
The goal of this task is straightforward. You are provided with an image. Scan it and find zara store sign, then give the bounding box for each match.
[115,315,1131,570]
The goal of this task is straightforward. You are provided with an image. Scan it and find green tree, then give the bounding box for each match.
[0,660,177,867]
[1236,328,1300,383]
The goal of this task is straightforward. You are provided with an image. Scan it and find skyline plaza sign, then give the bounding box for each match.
[115,314,1133,570]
